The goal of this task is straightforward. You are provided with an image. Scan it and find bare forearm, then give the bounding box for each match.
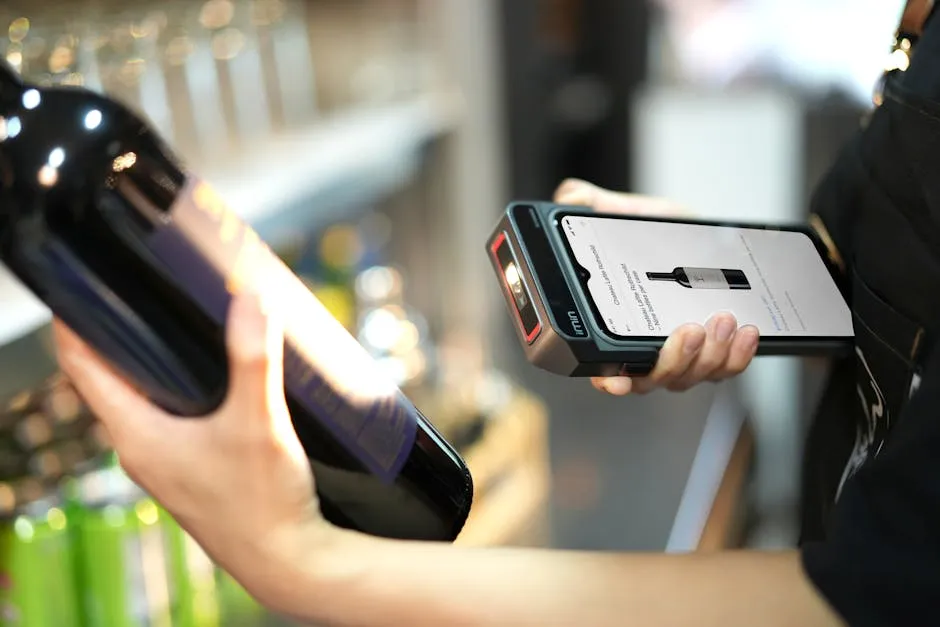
[273,531,844,627]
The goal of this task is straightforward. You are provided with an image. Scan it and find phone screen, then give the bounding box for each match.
[558,213,853,340]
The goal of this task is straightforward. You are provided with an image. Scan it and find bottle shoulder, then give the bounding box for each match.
[0,84,184,237]
[1,87,138,177]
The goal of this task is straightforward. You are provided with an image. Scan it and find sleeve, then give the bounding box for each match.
[800,347,940,627]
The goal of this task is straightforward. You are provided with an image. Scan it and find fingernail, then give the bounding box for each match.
[714,316,736,342]
[741,325,760,352]
[684,329,706,355]
[602,377,631,396]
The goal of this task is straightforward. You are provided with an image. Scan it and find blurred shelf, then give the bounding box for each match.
[456,387,551,547]
[0,90,463,350]
[205,91,463,246]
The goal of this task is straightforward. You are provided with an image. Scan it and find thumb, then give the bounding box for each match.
[554,178,687,216]
[222,290,287,423]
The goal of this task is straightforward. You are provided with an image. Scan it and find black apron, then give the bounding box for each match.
[799,13,940,543]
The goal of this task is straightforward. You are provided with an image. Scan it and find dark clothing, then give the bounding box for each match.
[798,9,940,625]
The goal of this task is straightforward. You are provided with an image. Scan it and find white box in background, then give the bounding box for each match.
[633,86,806,548]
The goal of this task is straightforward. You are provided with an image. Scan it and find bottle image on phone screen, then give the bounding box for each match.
[0,60,472,542]
[646,267,751,290]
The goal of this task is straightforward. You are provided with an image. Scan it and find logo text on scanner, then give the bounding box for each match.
[568,310,586,336]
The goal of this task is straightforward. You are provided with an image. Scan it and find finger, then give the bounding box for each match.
[555,178,599,207]
[631,324,707,395]
[591,376,632,396]
[52,321,161,443]
[554,179,686,216]
[669,313,738,391]
[711,324,759,380]
[222,290,287,423]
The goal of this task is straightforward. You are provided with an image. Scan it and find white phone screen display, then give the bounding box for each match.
[559,215,853,338]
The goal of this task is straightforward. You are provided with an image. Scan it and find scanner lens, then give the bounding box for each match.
[504,263,528,309]
[491,232,541,343]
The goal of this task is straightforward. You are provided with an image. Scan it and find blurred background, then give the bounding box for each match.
[0,0,906,624]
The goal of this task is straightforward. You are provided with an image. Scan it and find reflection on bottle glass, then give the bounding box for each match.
[646,267,751,290]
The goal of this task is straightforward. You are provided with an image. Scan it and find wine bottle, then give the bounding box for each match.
[646,267,751,290]
[0,61,473,542]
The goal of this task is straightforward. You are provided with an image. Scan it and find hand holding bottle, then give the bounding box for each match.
[553,179,760,396]
[53,291,334,612]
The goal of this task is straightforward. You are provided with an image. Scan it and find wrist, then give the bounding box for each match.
[251,520,375,621]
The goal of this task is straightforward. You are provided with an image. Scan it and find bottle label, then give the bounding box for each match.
[684,267,729,289]
[146,177,417,483]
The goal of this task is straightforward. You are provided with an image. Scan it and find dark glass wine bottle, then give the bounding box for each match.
[646,267,751,290]
[0,61,472,542]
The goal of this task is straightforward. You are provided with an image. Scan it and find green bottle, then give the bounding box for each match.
[70,466,174,627]
[163,510,221,627]
[0,496,82,626]
[216,569,267,626]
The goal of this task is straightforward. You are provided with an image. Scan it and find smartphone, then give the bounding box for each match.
[486,202,854,378]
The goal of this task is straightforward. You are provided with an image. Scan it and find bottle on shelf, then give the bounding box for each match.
[646,266,751,290]
[66,464,175,627]
[2,16,32,78]
[214,569,267,627]
[250,0,318,129]
[43,374,83,426]
[195,0,272,149]
[3,389,32,416]
[8,478,43,517]
[162,509,222,627]
[150,5,203,163]
[0,493,82,626]
[63,455,260,627]
[0,441,26,483]
[291,221,367,331]
[12,412,52,451]
[0,371,109,498]
[0,59,472,542]
[354,265,434,390]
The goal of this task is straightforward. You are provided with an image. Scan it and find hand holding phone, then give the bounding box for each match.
[550,182,761,395]
[487,182,853,392]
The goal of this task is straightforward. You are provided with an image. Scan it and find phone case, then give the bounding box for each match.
[486,202,853,378]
